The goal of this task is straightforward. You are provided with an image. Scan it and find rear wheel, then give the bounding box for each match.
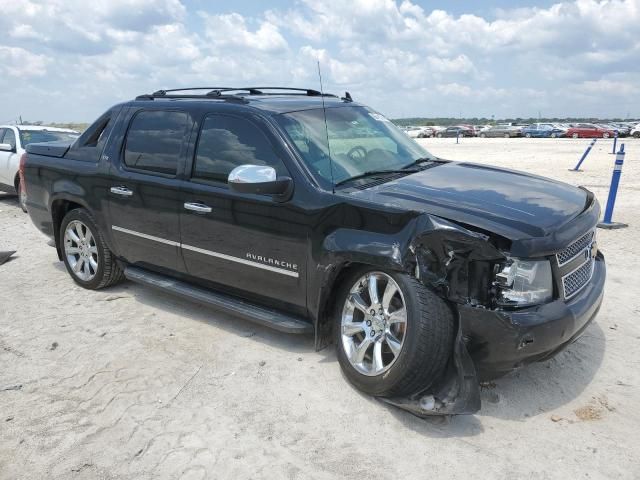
[504,133,510,138]
[572,133,579,138]
[525,133,532,138]
[633,132,640,138]
[335,268,454,397]
[479,133,486,138]
[602,132,610,138]
[60,208,124,289]
[436,133,443,138]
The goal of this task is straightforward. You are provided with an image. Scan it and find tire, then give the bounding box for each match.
[551,133,557,138]
[572,133,579,139]
[334,268,454,398]
[633,132,640,138]
[602,132,610,138]
[436,133,443,138]
[59,208,124,290]
[479,133,486,138]
[525,133,531,138]
[504,133,510,138]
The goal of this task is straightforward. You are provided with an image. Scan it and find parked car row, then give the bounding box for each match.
[401,121,640,139]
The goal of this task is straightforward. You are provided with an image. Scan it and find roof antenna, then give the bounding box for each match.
[317,60,335,193]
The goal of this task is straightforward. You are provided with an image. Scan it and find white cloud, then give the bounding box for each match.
[0,46,49,77]
[0,0,638,121]
[201,12,287,53]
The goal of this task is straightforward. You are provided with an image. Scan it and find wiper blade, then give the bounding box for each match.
[335,169,418,187]
[402,157,436,169]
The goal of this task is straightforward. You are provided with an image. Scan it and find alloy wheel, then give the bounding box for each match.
[64,220,99,281]
[341,272,407,376]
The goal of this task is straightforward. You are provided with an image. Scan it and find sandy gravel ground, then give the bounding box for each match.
[1,137,639,479]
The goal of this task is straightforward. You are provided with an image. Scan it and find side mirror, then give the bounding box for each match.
[228,165,293,200]
[0,143,13,152]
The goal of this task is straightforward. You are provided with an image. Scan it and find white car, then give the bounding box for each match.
[403,126,433,138]
[0,125,79,211]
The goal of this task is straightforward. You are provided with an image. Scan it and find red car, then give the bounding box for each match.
[566,123,616,139]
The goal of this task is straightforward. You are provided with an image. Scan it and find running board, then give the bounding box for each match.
[124,267,313,334]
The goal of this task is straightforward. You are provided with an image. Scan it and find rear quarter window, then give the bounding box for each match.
[123,110,189,176]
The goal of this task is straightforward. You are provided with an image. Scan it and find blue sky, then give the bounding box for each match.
[0,0,638,123]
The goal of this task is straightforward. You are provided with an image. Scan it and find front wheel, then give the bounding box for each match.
[525,133,532,138]
[60,208,124,289]
[335,269,454,397]
[602,132,610,138]
[572,133,579,138]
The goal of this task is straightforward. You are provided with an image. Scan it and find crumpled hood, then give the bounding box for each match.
[349,162,589,240]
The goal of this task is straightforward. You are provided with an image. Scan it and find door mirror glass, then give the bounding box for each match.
[228,164,292,199]
[0,143,13,152]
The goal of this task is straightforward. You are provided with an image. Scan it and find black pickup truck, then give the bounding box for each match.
[23,87,605,415]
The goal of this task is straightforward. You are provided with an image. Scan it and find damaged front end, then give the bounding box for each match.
[386,215,507,416]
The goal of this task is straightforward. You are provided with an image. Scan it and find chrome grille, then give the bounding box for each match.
[556,230,594,266]
[562,257,594,299]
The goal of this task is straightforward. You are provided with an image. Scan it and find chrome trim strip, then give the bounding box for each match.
[112,225,299,278]
[112,226,180,247]
[181,243,299,278]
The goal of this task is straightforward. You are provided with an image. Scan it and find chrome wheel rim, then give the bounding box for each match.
[64,220,98,281]
[341,272,407,376]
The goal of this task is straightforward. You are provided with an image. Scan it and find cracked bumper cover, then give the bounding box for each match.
[461,254,606,380]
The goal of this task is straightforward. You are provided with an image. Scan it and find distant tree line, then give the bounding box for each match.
[12,121,90,132]
[392,117,639,126]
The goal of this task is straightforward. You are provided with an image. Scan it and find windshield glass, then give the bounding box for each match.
[275,106,433,188]
[19,130,79,147]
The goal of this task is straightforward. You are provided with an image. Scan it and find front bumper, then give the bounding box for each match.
[459,253,605,380]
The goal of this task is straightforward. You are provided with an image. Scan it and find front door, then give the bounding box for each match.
[107,108,193,273]
[179,113,307,310]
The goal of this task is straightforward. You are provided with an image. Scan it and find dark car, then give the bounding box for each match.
[436,126,474,137]
[566,123,616,138]
[521,124,565,138]
[479,125,522,138]
[23,87,605,416]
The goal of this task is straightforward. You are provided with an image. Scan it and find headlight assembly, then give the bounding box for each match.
[494,258,553,307]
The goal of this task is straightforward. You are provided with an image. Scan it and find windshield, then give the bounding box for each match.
[275,106,433,188]
[19,130,79,147]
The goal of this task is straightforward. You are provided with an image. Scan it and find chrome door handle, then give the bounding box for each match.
[184,202,212,213]
[110,186,133,196]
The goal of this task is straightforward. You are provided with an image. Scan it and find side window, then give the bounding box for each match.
[192,115,287,184]
[2,128,16,149]
[124,110,188,175]
[0,129,5,144]
[3,129,16,149]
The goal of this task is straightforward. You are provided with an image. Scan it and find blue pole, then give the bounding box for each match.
[570,139,597,171]
[598,144,627,229]
[611,131,618,154]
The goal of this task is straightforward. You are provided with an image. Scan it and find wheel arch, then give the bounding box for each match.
[50,196,95,261]
[311,216,507,350]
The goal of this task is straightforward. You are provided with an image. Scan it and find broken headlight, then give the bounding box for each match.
[494,258,553,307]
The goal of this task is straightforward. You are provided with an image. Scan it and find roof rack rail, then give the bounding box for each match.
[135,87,339,101]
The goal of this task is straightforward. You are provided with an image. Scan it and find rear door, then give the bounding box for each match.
[106,108,193,273]
[178,112,307,311]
